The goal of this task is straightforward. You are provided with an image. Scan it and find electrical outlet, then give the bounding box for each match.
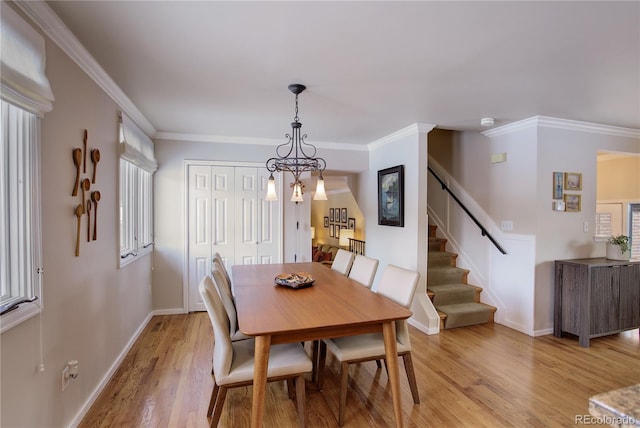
[62,366,70,391]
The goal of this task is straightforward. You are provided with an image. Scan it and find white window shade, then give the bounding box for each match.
[119,112,157,173]
[0,3,54,116]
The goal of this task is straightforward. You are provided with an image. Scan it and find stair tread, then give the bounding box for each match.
[437,302,497,313]
[428,283,481,293]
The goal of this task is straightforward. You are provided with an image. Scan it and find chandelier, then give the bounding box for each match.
[265,84,327,202]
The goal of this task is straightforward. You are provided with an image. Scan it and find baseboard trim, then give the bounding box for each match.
[408,318,440,335]
[69,311,154,427]
[533,327,554,337]
[153,308,188,316]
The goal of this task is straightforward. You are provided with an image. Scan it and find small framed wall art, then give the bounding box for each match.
[552,171,563,199]
[564,194,581,212]
[564,172,582,191]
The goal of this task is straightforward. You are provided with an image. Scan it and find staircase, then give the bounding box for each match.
[428,225,496,329]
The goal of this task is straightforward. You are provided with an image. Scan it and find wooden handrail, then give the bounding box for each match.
[428,166,507,255]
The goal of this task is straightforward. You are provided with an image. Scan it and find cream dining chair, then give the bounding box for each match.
[331,249,355,276]
[213,253,232,290]
[210,267,250,342]
[199,276,312,427]
[347,254,379,289]
[317,264,421,426]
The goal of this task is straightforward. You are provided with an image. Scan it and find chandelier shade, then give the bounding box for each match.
[265,84,327,202]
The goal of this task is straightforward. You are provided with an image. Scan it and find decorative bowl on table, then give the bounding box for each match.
[274,272,315,289]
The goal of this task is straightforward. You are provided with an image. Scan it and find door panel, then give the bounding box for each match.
[188,165,281,311]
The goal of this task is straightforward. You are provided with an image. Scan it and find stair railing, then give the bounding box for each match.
[428,166,507,255]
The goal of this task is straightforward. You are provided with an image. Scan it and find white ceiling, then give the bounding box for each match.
[47,1,640,145]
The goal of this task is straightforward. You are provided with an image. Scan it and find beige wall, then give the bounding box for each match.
[311,190,365,247]
[1,11,153,427]
[597,155,640,200]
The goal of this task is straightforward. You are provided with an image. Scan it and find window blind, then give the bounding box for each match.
[0,3,54,115]
[118,112,157,172]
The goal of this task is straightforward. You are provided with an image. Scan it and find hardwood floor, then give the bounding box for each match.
[79,314,639,427]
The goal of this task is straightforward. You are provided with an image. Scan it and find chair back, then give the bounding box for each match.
[213,256,232,289]
[348,255,379,289]
[376,264,420,308]
[211,267,239,336]
[331,249,355,276]
[199,276,233,379]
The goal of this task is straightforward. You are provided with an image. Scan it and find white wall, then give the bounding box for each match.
[153,138,368,311]
[364,124,439,334]
[533,123,640,331]
[1,22,153,427]
[430,117,640,335]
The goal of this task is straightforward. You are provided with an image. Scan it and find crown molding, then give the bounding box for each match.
[368,123,436,150]
[14,0,156,137]
[483,116,640,138]
[154,132,368,151]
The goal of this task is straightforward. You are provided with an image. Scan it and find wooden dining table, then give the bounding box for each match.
[232,262,413,428]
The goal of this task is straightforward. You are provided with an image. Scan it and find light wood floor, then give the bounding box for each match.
[79,314,639,427]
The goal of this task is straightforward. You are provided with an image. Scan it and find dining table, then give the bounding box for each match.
[232,261,413,428]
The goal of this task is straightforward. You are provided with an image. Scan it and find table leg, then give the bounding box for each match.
[382,321,403,428]
[251,335,271,428]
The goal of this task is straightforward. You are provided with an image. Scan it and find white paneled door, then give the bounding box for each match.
[188,164,281,312]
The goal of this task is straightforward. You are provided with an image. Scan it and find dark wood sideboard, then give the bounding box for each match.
[554,258,640,347]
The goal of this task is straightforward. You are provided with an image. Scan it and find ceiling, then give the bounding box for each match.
[47,1,640,146]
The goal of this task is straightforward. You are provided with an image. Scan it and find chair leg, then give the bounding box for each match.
[207,382,220,417]
[338,361,349,426]
[210,386,227,428]
[402,352,420,404]
[311,340,319,383]
[287,378,295,400]
[317,341,327,390]
[375,359,382,369]
[295,375,306,427]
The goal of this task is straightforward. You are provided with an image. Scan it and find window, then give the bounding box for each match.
[0,101,43,330]
[1,3,54,332]
[630,204,640,260]
[118,113,157,266]
[594,212,612,239]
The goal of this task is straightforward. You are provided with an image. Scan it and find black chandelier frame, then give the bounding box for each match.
[265,84,326,184]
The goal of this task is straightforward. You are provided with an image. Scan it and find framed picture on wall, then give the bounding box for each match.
[341,208,347,223]
[329,224,335,237]
[552,171,563,199]
[324,217,329,227]
[335,226,340,239]
[564,194,581,212]
[348,217,355,230]
[378,165,404,227]
[329,208,335,222]
[564,172,582,191]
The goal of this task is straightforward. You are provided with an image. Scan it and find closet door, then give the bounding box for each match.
[234,167,281,265]
[188,165,235,311]
[187,164,281,311]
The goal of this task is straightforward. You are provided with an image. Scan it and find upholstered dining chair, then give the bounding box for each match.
[210,267,250,342]
[199,276,312,427]
[213,253,232,290]
[347,255,379,289]
[330,249,355,276]
[317,264,421,426]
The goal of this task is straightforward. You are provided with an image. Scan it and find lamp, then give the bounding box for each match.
[266,84,327,202]
[339,229,354,248]
[310,226,315,243]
